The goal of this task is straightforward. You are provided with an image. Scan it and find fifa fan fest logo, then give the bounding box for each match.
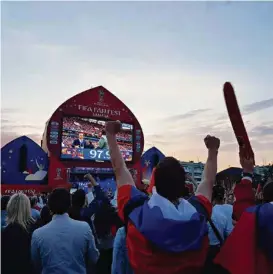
[99,90,104,103]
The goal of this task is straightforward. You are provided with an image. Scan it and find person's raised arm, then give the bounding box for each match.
[233,154,255,221]
[105,121,135,187]
[196,135,220,201]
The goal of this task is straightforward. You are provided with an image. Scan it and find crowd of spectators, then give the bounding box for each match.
[63,117,132,141]
[62,117,133,152]
[1,122,272,274]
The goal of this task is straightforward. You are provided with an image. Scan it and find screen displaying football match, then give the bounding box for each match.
[61,116,133,162]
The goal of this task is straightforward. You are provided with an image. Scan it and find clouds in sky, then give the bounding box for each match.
[145,98,273,167]
[165,109,211,121]
[243,98,273,115]
[1,1,273,169]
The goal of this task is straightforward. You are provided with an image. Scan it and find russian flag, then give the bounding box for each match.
[118,185,211,274]
[214,202,273,274]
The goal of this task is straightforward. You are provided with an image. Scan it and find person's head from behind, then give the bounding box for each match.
[30,196,38,208]
[40,205,52,226]
[1,195,10,211]
[154,157,186,202]
[48,188,71,215]
[94,202,116,239]
[72,189,86,208]
[263,178,273,203]
[212,185,225,204]
[6,193,32,230]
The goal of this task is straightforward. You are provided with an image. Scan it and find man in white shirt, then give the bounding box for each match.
[212,185,233,228]
[205,185,233,272]
[86,183,95,205]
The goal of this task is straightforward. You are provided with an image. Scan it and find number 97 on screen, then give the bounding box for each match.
[89,149,110,160]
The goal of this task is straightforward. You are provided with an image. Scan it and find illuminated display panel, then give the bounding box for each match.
[60,116,133,162]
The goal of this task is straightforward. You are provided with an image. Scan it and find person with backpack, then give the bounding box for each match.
[203,185,233,273]
[105,120,220,274]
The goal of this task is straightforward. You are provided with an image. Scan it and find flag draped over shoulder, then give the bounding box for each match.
[214,203,273,274]
[118,185,212,274]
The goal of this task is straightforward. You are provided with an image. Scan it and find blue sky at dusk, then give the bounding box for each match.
[1,1,273,169]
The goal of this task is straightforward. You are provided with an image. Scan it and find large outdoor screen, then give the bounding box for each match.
[61,116,133,162]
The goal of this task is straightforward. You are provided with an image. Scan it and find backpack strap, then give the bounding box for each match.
[207,217,224,246]
[255,204,262,245]
[123,195,149,234]
[189,197,224,246]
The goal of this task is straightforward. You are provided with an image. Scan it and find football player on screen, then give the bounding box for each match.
[72,132,94,149]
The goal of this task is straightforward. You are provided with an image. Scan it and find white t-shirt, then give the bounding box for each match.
[86,191,94,205]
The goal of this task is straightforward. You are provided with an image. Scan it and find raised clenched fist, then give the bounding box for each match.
[204,135,220,151]
[239,155,254,173]
[84,173,97,186]
[105,121,121,135]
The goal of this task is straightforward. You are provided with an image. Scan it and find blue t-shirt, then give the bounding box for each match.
[31,208,41,221]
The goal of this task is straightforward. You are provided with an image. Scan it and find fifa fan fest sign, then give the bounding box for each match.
[42,85,144,189]
[77,105,121,117]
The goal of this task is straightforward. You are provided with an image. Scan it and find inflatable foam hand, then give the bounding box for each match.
[105,121,121,135]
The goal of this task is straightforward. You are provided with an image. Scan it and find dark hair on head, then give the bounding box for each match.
[94,202,118,239]
[1,195,10,211]
[183,187,190,198]
[154,157,186,201]
[48,188,71,215]
[37,205,52,227]
[69,189,86,221]
[101,129,106,135]
[72,189,86,208]
[263,180,273,203]
[212,185,225,202]
[30,196,38,208]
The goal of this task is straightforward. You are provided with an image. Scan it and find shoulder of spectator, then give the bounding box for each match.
[117,185,141,221]
[72,218,90,229]
[31,228,42,242]
[115,227,126,241]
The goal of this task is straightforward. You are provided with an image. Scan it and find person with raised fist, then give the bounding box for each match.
[214,149,273,274]
[106,120,221,274]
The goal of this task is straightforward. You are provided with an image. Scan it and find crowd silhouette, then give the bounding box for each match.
[1,121,273,274]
